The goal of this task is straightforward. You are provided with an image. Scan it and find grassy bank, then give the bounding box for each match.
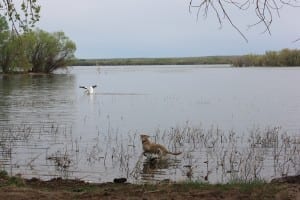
[0,171,299,200]
[73,56,235,66]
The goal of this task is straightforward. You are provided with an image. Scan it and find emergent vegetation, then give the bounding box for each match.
[0,17,76,73]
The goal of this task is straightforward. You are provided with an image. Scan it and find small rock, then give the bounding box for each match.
[113,178,127,183]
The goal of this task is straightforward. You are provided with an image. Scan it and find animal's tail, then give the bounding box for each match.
[167,151,182,155]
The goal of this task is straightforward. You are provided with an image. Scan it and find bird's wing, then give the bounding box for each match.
[79,86,87,89]
[92,85,97,88]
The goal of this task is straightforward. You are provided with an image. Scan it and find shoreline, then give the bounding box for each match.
[0,173,299,200]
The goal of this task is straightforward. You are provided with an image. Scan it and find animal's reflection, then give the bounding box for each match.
[140,156,181,181]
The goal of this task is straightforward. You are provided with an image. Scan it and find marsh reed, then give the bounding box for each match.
[0,122,299,184]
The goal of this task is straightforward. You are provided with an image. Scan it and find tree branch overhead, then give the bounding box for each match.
[189,0,300,41]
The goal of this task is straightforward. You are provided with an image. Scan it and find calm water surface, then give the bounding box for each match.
[0,65,299,183]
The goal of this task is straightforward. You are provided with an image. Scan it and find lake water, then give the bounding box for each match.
[0,65,299,183]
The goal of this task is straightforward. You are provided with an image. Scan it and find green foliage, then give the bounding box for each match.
[0,18,76,73]
[0,16,9,48]
[7,176,25,187]
[0,34,31,73]
[232,49,300,67]
[0,170,25,187]
[175,179,268,195]
[24,29,76,73]
[0,0,40,31]
[278,48,300,66]
[0,170,8,179]
[226,179,266,192]
[0,17,9,72]
[0,15,8,32]
[264,51,278,66]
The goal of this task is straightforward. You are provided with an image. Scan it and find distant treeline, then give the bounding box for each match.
[232,48,300,67]
[74,49,300,67]
[73,56,234,66]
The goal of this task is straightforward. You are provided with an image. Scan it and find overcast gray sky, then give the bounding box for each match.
[36,0,300,58]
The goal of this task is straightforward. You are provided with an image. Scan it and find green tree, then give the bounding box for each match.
[0,16,9,39]
[263,51,279,66]
[232,48,300,67]
[0,16,10,72]
[25,29,76,73]
[0,16,30,73]
[0,16,76,73]
[278,49,300,66]
[0,34,31,73]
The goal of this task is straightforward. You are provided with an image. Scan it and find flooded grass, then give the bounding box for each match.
[0,122,299,184]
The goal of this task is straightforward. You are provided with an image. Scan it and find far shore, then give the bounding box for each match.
[73,56,235,66]
[73,54,300,67]
[72,49,300,67]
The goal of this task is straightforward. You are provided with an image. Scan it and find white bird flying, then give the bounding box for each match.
[79,85,97,94]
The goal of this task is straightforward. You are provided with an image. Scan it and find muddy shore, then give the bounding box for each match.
[0,173,299,200]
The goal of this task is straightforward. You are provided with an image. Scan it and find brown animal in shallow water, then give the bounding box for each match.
[140,134,182,157]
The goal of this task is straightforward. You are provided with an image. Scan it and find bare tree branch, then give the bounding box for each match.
[189,0,300,41]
